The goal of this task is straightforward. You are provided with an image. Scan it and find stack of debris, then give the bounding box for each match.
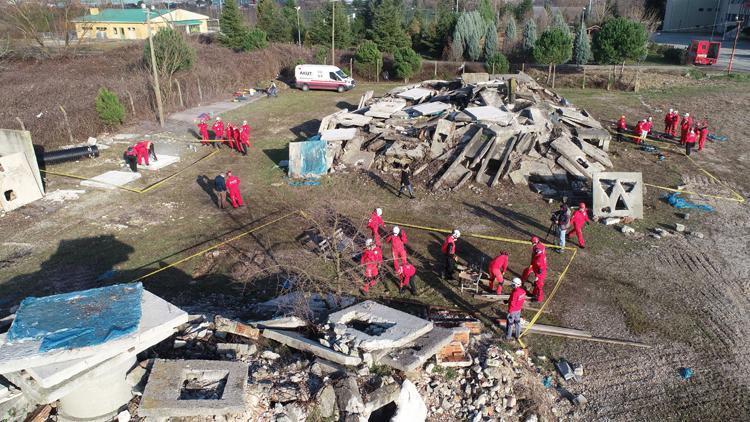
[291,72,614,200]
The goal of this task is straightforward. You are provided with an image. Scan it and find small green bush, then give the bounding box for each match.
[662,46,685,64]
[354,40,382,79]
[393,47,421,80]
[314,46,329,64]
[240,28,268,51]
[485,52,509,73]
[95,88,125,127]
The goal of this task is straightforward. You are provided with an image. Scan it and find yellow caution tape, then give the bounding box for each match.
[41,150,219,194]
[131,210,301,282]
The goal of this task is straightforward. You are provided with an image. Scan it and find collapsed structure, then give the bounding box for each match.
[289,72,614,200]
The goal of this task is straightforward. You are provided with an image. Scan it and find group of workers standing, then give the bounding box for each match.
[213,171,244,209]
[616,109,709,156]
[197,117,253,155]
[123,140,158,172]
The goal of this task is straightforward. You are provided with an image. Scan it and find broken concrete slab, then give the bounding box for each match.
[593,172,644,219]
[358,90,374,109]
[397,88,433,101]
[365,99,407,119]
[364,383,400,415]
[0,152,45,212]
[252,316,307,329]
[385,142,425,161]
[316,384,337,418]
[214,316,259,340]
[408,102,451,116]
[550,137,599,179]
[319,110,346,133]
[139,359,247,418]
[335,376,365,414]
[462,73,490,84]
[464,106,514,125]
[310,358,346,377]
[336,113,373,127]
[262,329,362,366]
[216,343,255,360]
[321,128,358,142]
[579,141,613,168]
[479,88,503,107]
[80,170,141,189]
[378,326,455,372]
[138,154,180,171]
[391,380,427,421]
[0,129,44,197]
[327,301,433,352]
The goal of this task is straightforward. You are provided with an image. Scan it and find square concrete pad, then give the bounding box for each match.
[138,154,180,171]
[80,171,141,189]
[327,300,433,351]
[464,106,514,125]
[139,359,247,418]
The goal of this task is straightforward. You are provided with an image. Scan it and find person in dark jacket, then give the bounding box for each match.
[214,173,228,209]
[552,203,570,253]
[397,164,414,198]
[123,147,138,172]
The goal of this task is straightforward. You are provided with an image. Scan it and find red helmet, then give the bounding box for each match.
[531,236,540,244]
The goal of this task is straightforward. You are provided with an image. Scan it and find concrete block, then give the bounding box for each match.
[364,383,401,414]
[378,327,455,372]
[321,128,358,142]
[138,154,180,171]
[327,301,433,352]
[216,343,254,359]
[464,106,514,125]
[408,101,451,116]
[335,376,365,414]
[80,171,141,189]
[310,358,346,377]
[391,380,427,421]
[592,172,644,219]
[550,137,598,179]
[262,329,362,366]
[214,316,259,340]
[253,316,307,329]
[336,113,373,127]
[0,130,44,196]
[396,88,433,101]
[365,99,407,119]
[462,73,490,84]
[0,152,44,212]
[139,359,248,418]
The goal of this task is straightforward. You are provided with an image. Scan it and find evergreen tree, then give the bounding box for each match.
[453,11,485,60]
[219,0,248,49]
[551,10,570,36]
[483,23,498,59]
[485,52,509,73]
[307,2,352,48]
[95,88,125,127]
[433,0,457,57]
[143,27,196,78]
[533,28,573,66]
[521,18,536,53]
[505,16,517,42]
[354,40,381,79]
[478,0,495,24]
[515,0,532,21]
[257,0,293,43]
[367,0,411,53]
[350,0,369,42]
[572,21,591,64]
[407,10,424,49]
[281,0,304,44]
[393,46,421,80]
[592,17,648,64]
[241,28,268,51]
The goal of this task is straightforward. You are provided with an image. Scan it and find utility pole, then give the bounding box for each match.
[727,17,743,74]
[143,4,164,127]
[295,6,301,47]
[331,0,336,66]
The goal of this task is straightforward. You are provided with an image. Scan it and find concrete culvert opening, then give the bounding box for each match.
[179,370,229,400]
[4,190,15,201]
[369,401,398,421]
[346,319,396,336]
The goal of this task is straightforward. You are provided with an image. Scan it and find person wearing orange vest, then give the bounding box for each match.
[521,236,547,302]
[225,170,243,208]
[398,261,417,295]
[225,123,236,150]
[385,226,408,271]
[488,251,509,295]
[198,120,209,145]
[360,239,382,294]
[505,277,527,341]
[567,203,591,248]
[616,115,627,142]
[441,229,460,280]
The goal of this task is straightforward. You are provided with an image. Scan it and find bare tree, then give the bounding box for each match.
[619,1,661,33]
[1,0,88,56]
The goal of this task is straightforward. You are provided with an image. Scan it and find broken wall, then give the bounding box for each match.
[0,129,44,211]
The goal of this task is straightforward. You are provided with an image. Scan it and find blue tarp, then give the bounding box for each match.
[288,134,329,179]
[7,283,143,352]
[665,192,714,212]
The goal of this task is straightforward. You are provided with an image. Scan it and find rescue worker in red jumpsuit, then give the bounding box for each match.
[211,117,224,142]
[567,202,590,248]
[239,120,251,155]
[360,238,381,293]
[685,128,697,156]
[670,110,680,138]
[225,124,236,150]
[225,171,243,208]
[367,208,385,246]
[232,125,242,152]
[679,113,692,145]
[634,120,645,144]
[697,120,709,151]
[488,251,509,295]
[123,146,138,172]
[386,226,408,271]
[198,120,210,145]
[441,229,460,280]
[664,109,674,135]
[398,261,417,295]
[134,140,157,166]
[616,115,627,142]
[521,236,547,302]
[505,277,526,341]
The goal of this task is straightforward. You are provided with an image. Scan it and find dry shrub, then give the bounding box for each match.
[0,41,312,148]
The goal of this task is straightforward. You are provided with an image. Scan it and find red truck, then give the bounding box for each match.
[686,40,721,65]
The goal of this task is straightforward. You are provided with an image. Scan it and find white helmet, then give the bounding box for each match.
[365,238,373,247]
[668,108,673,113]
[376,208,383,216]
[452,229,461,238]
[511,277,522,287]
[685,113,690,117]
[393,226,400,235]
[216,116,222,120]
[674,109,678,114]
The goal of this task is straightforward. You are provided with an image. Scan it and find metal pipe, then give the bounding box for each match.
[42,146,100,164]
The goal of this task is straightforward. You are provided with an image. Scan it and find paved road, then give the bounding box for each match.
[652,32,750,72]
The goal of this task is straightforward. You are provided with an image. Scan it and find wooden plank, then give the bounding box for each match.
[497,320,651,348]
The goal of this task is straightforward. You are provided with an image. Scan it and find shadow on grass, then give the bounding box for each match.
[290,119,321,140]
[262,147,288,166]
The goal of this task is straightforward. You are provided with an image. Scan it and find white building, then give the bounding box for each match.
[663,0,749,33]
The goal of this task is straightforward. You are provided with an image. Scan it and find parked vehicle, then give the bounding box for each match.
[686,40,720,65]
[294,64,355,92]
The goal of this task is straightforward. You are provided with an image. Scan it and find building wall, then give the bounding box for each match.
[663,0,727,32]
[75,20,207,40]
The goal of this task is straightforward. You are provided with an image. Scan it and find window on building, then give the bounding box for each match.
[112,27,118,34]
[699,8,704,11]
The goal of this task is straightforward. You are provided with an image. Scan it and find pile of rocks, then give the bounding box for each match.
[306,72,614,200]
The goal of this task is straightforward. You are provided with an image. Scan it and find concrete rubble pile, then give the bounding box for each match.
[313,72,613,199]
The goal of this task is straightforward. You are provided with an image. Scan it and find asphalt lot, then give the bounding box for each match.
[652,31,750,72]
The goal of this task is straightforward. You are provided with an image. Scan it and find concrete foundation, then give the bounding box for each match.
[139,359,248,418]
[327,301,433,352]
[138,154,180,171]
[80,171,141,189]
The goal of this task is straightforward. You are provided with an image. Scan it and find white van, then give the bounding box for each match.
[294,64,355,92]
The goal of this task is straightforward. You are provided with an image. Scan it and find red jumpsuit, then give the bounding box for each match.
[698,126,708,151]
[670,113,679,137]
[508,286,527,313]
[617,117,627,130]
[225,175,243,208]
[664,112,672,134]
[521,243,547,302]
[198,121,209,145]
[133,141,150,165]
[211,120,224,140]
[360,247,381,292]
[634,121,644,144]
[399,263,416,289]
[226,125,236,149]
[679,120,690,144]
[643,120,653,135]
[567,208,590,248]
[240,124,251,152]
[232,127,242,151]
[386,232,408,270]
[367,212,385,246]
[488,254,509,294]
